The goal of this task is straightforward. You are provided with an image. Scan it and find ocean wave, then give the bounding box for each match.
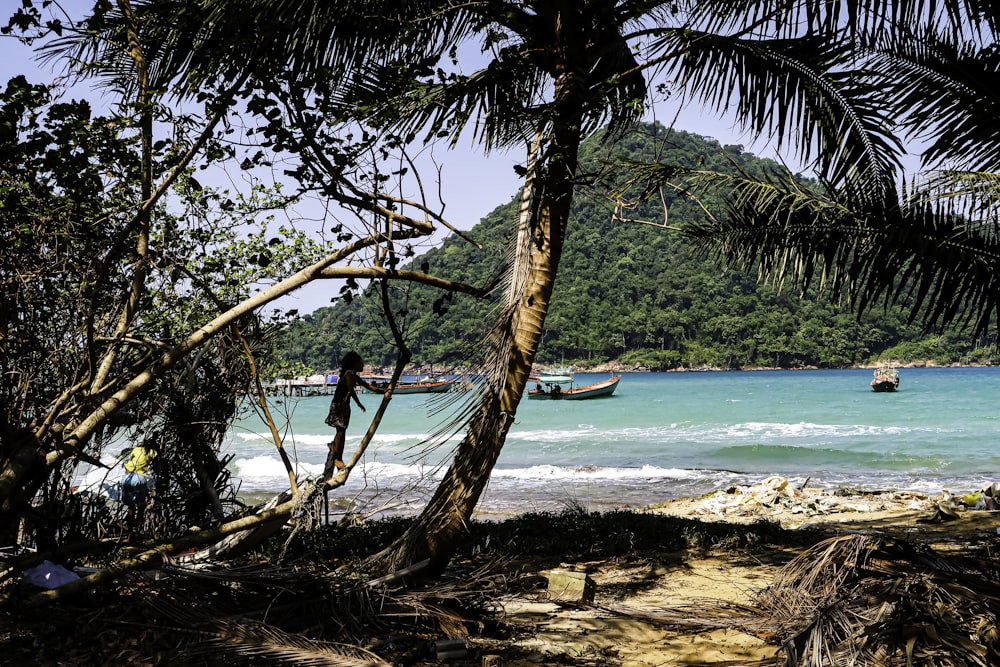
[712,442,947,467]
[704,421,914,441]
[218,454,1000,517]
[490,464,697,481]
[231,431,437,446]
[504,421,926,447]
[229,455,707,492]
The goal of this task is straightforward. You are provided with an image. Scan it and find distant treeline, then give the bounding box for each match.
[276,127,999,374]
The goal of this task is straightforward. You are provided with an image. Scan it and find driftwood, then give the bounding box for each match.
[175,490,294,564]
[366,558,430,588]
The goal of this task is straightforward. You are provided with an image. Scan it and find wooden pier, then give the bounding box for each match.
[266,374,338,397]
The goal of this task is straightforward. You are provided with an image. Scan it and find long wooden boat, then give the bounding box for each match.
[528,373,621,400]
[870,366,900,392]
[392,378,458,394]
[366,377,458,394]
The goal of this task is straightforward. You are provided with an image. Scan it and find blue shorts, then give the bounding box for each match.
[120,472,150,506]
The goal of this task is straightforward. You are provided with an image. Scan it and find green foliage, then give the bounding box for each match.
[876,335,978,366]
[264,516,416,562]
[278,125,994,372]
[266,509,790,565]
[0,70,308,547]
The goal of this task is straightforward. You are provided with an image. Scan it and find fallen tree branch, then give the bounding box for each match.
[19,487,315,607]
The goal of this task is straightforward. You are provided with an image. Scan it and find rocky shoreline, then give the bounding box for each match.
[391,359,996,376]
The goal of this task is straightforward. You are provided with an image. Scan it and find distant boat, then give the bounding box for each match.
[392,378,458,394]
[528,373,621,400]
[871,366,900,392]
[365,377,458,394]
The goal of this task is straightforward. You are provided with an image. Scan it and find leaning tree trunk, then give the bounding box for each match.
[0,234,416,544]
[373,56,588,576]
[0,431,49,545]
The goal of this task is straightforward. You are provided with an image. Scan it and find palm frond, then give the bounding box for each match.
[208,622,392,667]
[354,46,549,153]
[649,28,903,193]
[688,0,977,43]
[917,170,1000,239]
[453,129,545,401]
[39,1,477,98]
[143,555,506,665]
[865,28,1000,171]
[684,0,847,39]
[755,534,1000,666]
[376,130,546,478]
[607,534,1000,667]
[579,3,649,138]
[676,167,1000,337]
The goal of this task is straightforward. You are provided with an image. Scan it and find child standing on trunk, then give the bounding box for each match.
[323,351,380,480]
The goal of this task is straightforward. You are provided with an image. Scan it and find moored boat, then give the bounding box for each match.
[391,378,458,394]
[528,373,621,400]
[871,366,900,392]
[365,377,458,394]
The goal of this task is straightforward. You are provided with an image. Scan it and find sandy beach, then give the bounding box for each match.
[7,479,1000,666]
[489,479,1000,666]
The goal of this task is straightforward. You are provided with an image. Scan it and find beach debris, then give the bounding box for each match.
[671,476,933,522]
[923,483,1000,522]
[434,638,468,659]
[543,567,596,604]
[921,489,965,522]
[961,482,1000,511]
[22,560,80,589]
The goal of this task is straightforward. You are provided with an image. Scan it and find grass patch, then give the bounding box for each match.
[266,508,796,566]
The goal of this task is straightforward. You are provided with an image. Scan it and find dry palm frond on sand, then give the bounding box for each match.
[3,557,508,666]
[605,534,1000,667]
[175,559,506,664]
[759,534,1000,666]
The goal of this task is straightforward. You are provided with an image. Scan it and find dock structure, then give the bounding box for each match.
[266,370,474,397]
[267,374,337,396]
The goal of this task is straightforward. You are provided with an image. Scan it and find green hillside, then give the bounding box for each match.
[278,126,997,373]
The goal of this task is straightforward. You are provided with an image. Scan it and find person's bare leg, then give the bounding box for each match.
[323,429,347,481]
[332,428,346,469]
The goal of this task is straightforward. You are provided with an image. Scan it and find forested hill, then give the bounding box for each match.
[278,126,994,373]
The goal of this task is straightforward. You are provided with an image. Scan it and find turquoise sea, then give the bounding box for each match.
[222,367,1000,517]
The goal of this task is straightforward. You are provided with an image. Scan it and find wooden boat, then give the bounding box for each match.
[870,366,900,392]
[392,378,457,394]
[366,377,458,394]
[528,373,621,400]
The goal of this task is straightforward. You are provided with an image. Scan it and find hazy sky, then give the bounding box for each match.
[1,5,786,314]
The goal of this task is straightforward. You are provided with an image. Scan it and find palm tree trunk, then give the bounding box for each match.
[374,53,587,575]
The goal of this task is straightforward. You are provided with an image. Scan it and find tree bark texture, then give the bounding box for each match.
[376,7,591,575]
